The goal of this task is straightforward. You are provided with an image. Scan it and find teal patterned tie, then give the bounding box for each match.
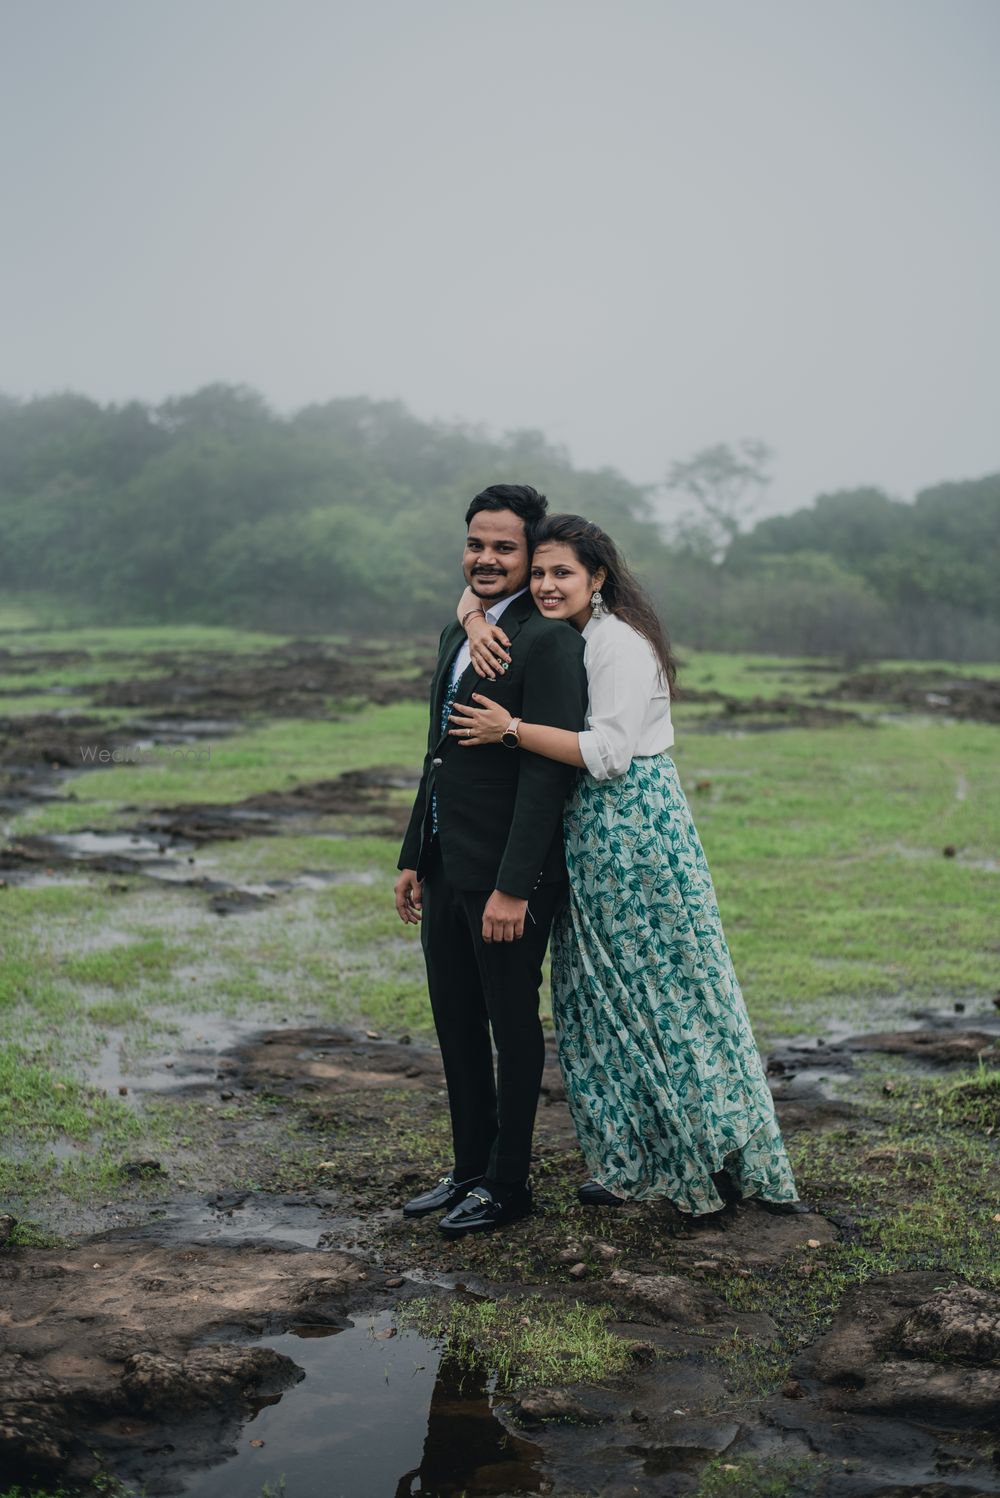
[432,670,463,835]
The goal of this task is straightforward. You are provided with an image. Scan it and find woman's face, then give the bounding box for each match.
[530,542,606,632]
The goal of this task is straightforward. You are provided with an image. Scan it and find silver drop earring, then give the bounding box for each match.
[590,590,607,619]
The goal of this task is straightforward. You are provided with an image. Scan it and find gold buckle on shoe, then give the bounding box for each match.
[467,1190,491,1206]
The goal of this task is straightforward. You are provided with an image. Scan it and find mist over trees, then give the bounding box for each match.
[1,385,997,661]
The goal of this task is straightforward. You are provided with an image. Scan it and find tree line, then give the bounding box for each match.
[1,385,997,661]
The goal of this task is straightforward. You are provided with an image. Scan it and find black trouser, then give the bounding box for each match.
[420,845,565,1185]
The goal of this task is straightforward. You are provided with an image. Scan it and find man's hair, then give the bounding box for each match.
[465,484,548,547]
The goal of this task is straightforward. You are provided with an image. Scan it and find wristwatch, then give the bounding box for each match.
[500,716,522,749]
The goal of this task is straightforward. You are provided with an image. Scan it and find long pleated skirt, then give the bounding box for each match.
[550,752,798,1215]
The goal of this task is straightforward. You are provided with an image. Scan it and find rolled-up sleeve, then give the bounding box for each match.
[578,624,662,780]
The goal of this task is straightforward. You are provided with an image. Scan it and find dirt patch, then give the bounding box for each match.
[0,711,129,770]
[0,646,94,677]
[0,767,416,907]
[823,670,1000,724]
[134,765,419,842]
[4,1021,1000,1495]
[843,1028,1000,1065]
[87,639,435,718]
[0,1237,373,1485]
[694,696,866,733]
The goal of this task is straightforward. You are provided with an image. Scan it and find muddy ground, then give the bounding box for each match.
[1,643,999,1497]
[3,1020,1000,1496]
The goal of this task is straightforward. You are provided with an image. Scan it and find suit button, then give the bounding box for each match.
[432,757,443,766]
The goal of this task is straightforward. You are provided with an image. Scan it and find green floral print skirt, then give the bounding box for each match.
[551,752,798,1214]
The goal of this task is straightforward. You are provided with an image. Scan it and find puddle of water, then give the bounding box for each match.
[88,1011,269,1096]
[885,841,999,873]
[179,1311,546,1498]
[105,1192,348,1249]
[0,868,91,889]
[123,717,240,740]
[45,829,196,860]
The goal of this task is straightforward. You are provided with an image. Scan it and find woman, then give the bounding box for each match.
[449,513,800,1217]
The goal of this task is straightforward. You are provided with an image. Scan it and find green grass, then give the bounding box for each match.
[674,720,999,1038]
[10,704,427,835]
[1,625,997,1241]
[399,1294,634,1388]
[0,1041,150,1202]
[0,1046,142,1145]
[695,1452,827,1497]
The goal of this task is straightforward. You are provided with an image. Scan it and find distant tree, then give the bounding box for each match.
[662,440,773,562]
[1,386,996,658]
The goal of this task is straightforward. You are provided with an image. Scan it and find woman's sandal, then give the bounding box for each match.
[577,1179,627,1207]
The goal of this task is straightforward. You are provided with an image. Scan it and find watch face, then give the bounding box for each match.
[501,730,518,747]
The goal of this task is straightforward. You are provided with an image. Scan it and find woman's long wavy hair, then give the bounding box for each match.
[532,513,678,694]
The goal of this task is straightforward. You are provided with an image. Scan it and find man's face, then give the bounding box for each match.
[463,509,531,600]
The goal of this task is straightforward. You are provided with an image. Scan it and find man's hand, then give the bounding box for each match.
[482,889,528,943]
[394,868,423,925]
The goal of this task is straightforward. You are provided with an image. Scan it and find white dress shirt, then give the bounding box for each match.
[448,587,529,689]
[577,612,674,780]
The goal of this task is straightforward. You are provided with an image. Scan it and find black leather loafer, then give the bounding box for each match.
[439,1183,533,1237]
[577,1179,626,1208]
[402,1174,482,1219]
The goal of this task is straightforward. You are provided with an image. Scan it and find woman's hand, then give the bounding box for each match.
[456,584,512,680]
[467,616,511,682]
[449,693,512,745]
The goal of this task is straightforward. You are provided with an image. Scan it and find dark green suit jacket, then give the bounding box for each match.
[398,591,589,897]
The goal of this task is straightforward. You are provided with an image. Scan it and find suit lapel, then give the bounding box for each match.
[431,623,465,726]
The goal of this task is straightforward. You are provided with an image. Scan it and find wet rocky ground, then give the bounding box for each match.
[2,1016,999,1496]
[1,640,998,1497]
[681,667,1000,732]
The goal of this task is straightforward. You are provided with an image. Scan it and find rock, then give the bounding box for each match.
[796,1271,944,1386]
[630,1417,739,1464]
[384,1276,404,1288]
[593,1241,621,1261]
[568,1262,587,1279]
[607,1269,727,1325]
[0,1352,92,1479]
[510,1388,607,1425]
[849,1360,1000,1424]
[121,1345,301,1413]
[889,1283,1000,1365]
[796,1272,1000,1429]
[0,1215,16,1245]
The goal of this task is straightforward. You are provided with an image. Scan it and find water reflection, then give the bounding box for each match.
[394,1350,544,1497]
[179,1311,545,1498]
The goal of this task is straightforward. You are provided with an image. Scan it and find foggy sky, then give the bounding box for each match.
[1,0,998,518]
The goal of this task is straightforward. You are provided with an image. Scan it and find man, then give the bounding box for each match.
[394,484,588,1236]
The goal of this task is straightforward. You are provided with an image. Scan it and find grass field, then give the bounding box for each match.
[2,616,999,1497]
[0,619,997,1238]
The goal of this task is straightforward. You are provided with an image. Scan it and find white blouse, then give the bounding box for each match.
[577,613,674,781]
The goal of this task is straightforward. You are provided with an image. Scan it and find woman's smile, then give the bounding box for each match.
[530,541,603,630]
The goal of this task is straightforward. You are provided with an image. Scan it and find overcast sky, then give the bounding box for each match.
[1,0,997,516]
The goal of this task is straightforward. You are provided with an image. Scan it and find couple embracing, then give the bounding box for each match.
[393,484,800,1237]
